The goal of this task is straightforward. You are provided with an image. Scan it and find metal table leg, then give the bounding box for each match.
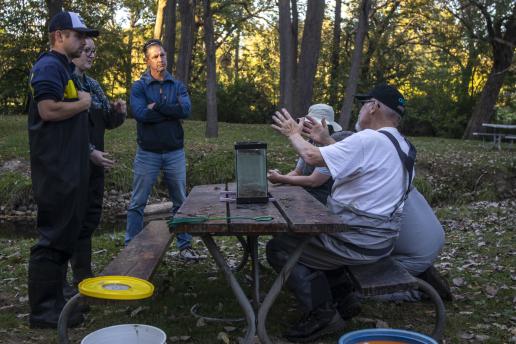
[247,236,260,310]
[57,293,82,344]
[233,235,250,272]
[202,234,256,343]
[415,278,446,341]
[257,237,311,344]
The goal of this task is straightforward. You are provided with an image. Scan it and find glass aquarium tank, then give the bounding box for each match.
[234,142,268,204]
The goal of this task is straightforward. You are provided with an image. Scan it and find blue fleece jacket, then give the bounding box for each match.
[130,70,191,152]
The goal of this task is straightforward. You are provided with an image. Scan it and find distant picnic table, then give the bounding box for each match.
[474,123,516,150]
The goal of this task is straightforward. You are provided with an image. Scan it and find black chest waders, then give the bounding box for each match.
[27,55,90,328]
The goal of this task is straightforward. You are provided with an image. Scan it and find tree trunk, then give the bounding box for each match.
[329,0,342,108]
[361,1,399,86]
[455,36,477,121]
[234,29,240,82]
[163,0,177,73]
[176,0,196,84]
[154,0,168,39]
[339,0,372,130]
[203,0,218,138]
[463,42,515,138]
[291,0,299,77]
[46,0,63,20]
[463,4,516,138]
[125,12,137,107]
[279,0,295,112]
[293,0,325,117]
[188,22,203,85]
[45,0,62,39]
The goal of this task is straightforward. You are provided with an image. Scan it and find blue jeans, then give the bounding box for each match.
[125,146,192,249]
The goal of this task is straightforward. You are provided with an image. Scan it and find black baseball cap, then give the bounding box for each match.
[355,83,406,116]
[48,11,99,37]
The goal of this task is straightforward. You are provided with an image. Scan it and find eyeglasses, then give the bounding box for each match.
[359,99,381,110]
[83,48,96,56]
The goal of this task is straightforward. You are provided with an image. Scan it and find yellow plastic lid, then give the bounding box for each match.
[78,276,155,300]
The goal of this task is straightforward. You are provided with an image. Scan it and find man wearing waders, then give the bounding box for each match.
[268,84,414,342]
[27,11,98,328]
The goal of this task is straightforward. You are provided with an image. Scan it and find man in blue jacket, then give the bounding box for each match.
[125,39,199,260]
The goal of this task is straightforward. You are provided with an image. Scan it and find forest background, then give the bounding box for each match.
[0,0,514,138]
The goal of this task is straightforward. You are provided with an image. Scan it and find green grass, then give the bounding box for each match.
[0,198,514,343]
[0,115,515,208]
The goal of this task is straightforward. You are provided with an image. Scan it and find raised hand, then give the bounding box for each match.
[271,108,304,137]
[304,116,331,145]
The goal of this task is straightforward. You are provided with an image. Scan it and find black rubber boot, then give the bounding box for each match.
[335,292,362,320]
[69,238,94,313]
[28,251,84,329]
[326,270,362,320]
[417,265,453,302]
[284,301,346,343]
[62,268,78,301]
[70,238,94,286]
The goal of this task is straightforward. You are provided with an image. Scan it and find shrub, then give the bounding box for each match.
[190,79,275,124]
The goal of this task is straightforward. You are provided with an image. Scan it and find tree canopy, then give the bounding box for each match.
[0,0,514,138]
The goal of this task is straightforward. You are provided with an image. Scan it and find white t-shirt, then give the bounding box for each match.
[319,127,413,216]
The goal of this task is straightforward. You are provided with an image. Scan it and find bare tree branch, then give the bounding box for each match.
[468,0,495,40]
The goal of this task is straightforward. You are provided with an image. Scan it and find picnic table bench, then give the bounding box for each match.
[347,257,445,339]
[57,220,175,343]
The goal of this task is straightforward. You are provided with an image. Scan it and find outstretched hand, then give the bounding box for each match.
[303,116,331,145]
[90,149,115,169]
[267,169,284,184]
[271,108,304,137]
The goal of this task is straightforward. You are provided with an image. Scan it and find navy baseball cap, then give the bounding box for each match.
[48,11,99,37]
[355,83,406,116]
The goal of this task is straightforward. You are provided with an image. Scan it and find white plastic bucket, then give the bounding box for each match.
[81,324,166,344]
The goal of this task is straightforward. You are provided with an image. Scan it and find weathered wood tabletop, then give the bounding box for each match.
[173,183,344,234]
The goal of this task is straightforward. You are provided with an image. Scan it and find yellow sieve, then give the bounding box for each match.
[78,276,154,300]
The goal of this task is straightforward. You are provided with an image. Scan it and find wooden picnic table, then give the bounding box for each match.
[58,183,445,343]
[171,183,344,344]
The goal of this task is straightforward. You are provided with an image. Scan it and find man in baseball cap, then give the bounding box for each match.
[268,83,415,341]
[48,11,99,37]
[26,10,99,329]
[352,83,406,132]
